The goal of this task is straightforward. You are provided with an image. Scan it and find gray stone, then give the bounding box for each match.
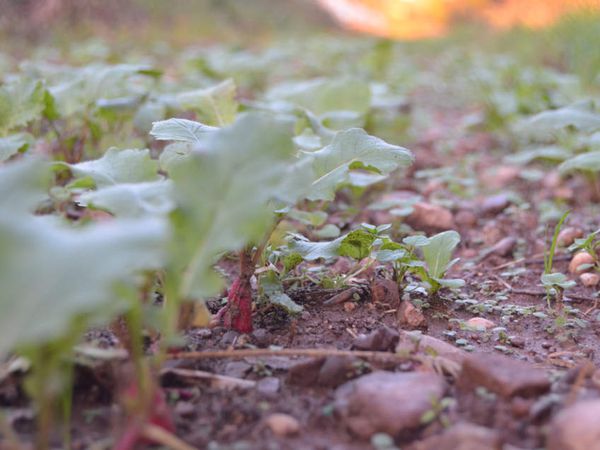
[457,353,550,398]
[256,377,281,398]
[335,371,446,439]
[546,400,600,450]
[223,361,251,379]
[411,423,502,450]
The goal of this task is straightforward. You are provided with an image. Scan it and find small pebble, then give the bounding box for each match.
[257,377,281,398]
[557,227,584,247]
[580,272,600,288]
[466,317,495,331]
[344,302,357,312]
[265,413,300,437]
[569,252,595,275]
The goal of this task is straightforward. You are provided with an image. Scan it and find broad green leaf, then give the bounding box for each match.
[403,235,431,247]
[338,229,376,260]
[0,133,34,162]
[0,216,166,357]
[150,118,217,142]
[60,148,159,187]
[0,158,50,214]
[306,128,413,201]
[287,233,346,261]
[133,101,167,134]
[287,208,328,227]
[559,151,600,174]
[159,142,193,172]
[420,231,461,280]
[47,64,160,118]
[541,272,576,289]
[267,77,371,116]
[434,278,466,289]
[0,79,45,134]
[169,112,306,297]
[525,102,600,136]
[506,146,572,165]
[176,79,238,126]
[259,270,303,314]
[78,180,174,218]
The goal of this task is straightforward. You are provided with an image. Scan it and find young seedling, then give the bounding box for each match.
[541,211,575,311]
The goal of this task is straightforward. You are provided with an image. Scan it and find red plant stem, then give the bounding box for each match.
[224,248,255,333]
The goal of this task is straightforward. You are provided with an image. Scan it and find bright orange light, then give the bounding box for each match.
[317,0,599,39]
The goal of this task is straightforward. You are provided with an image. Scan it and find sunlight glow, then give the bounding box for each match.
[317,0,600,39]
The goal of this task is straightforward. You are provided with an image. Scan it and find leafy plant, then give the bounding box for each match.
[152,111,413,334]
[541,211,575,309]
[403,231,465,294]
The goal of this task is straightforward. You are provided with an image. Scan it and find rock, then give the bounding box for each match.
[569,252,595,275]
[288,356,361,387]
[407,202,455,232]
[370,278,400,304]
[343,302,357,313]
[256,377,280,398]
[334,371,446,439]
[455,210,478,228]
[318,356,362,387]
[396,331,466,365]
[411,422,502,450]
[489,237,516,257]
[223,361,251,379]
[457,353,550,398]
[465,317,495,331]
[265,413,300,437]
[220,330,239,346]
[287,358,324,386]
[481,194,510,216]
[580,272,600,288]
[398,301,427,329]
[557,227,584,247]
[546,400,600,450]
[353,326,399,352]
[251,328,271,348]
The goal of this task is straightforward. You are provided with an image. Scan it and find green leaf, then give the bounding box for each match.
[176,79,238,126]
[47,64,159,118]
[0,160,167,357]
[420,231,461,280]
[150,118,217,142]
[0,133,34,162]
[541,272,576,289]
[338,229,376,260]
[159,142,193,172]
[287,209,328,227]
[287,233,345,261]
[559,151,600,174]
[259,270,303,314]
[434,278,466,289]
[283,253,303,272]
[0,79,45,134]
[306,128,413,201]
[0,217,166,357]
[506,146,572,165]
[169,112,304,298]
[267,77,371,117]
[77,180,174,218]
[60,148,159,187]
[525,101,600,136]
[0,158,50,214]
